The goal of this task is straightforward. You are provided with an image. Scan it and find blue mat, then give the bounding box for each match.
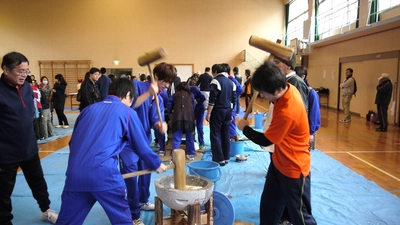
[11,129,400,225]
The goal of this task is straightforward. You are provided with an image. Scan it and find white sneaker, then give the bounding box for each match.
[133,218,145,225]
[186,155,195,161]
[41,209,58,224]
[140,202,155,211]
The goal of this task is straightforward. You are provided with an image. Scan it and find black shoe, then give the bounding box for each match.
[225,160,229,164]
[376,128,387,132]
[218,161,226,166]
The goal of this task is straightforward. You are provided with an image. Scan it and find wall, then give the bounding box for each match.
[308,26,400,119]
[0,0,285,80]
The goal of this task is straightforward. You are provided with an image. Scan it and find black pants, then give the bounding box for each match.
[210,107,231,162]
[0,154,51,225]
[260,162,317,225]
[377,104,389,130]
[33,109,45,139]
[245,94,252,112]
[55,108,69,126]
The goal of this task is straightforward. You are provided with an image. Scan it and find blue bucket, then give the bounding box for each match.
[187,161,221,190]
[230,141,244,157]
[254,113,265,129]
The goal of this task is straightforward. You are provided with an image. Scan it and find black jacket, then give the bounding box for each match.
[0,74,38,163]
[52,82,67,110]
[375,78,393,106]
[196,73,213,92]
[79,80,101,111]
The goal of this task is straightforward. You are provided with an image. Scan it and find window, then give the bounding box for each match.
[286,0,309,45]
[378,0,400,12]
[316,0,358,39]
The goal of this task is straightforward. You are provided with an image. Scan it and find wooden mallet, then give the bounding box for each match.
[242,35,294,120]
[137,47,167,123]
[122,149,187,190]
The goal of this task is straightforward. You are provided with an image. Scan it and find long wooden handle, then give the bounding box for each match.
[243,90,259,120]
[243,39,281,120]
[249,35,292,60]
[122,163,175,179]
[147,64,163,123]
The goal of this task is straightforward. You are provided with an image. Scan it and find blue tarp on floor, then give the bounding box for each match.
[11,141,400,225]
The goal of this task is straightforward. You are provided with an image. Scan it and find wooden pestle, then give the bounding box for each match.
[122,149,187,190]
[172,149,186,190]
[243,39,282,120]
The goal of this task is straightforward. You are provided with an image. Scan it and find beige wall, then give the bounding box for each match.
[308,26,400,120]
[0,0,285,79]
[303,0,400,122]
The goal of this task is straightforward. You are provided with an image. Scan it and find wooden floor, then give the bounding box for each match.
[39,97,400,198]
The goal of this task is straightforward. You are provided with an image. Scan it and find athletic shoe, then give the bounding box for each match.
[158,150,165,157]
[133,218,145,225]
[339,119,351,123]
[140,202,155,211]
[186,155,195,161]
[218,161,226,166]
[41,209,58,224]
[63,125,69,129]
[55,125,62,128]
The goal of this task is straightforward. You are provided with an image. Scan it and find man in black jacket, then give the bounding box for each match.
[79,67,101,112]
[375,73,393,132]
[0,52,58,224]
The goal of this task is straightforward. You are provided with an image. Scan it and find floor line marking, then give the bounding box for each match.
[346,152,400,182]
[324,150,400,154]
[253,102,269,111]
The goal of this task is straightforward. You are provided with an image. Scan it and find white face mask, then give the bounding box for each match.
[43,80,48,85]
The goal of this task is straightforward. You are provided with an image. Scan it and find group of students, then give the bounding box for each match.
[1,50,320,225]
[165,64,246,165]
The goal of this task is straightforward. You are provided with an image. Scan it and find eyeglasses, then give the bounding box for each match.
[15,70,31,76]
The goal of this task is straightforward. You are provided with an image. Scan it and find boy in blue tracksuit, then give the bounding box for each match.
[206,64,236,166]
[189,85,206,149]
[154,89,169,156]
[57,78,167,225]
[228,73,243,140]
[119,63,176,224]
